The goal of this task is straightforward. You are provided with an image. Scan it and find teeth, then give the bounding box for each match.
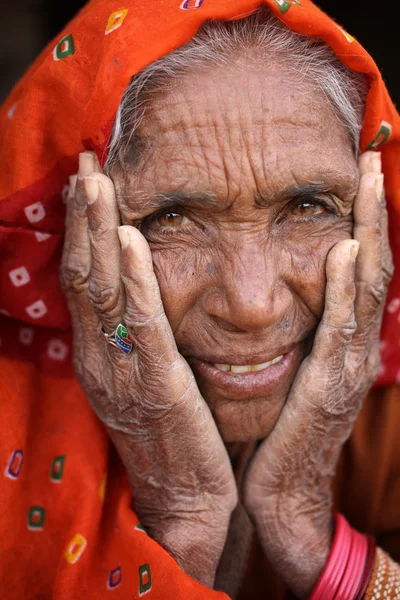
[252,360,273,372]
[214,355,283,373]
[231,365,250,374]
[272,355,283,364]
[214,363,230,372]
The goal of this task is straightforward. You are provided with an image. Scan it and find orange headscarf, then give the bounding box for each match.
[1,1,400,598]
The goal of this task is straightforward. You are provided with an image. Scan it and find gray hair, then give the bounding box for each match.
[105,6,367,171]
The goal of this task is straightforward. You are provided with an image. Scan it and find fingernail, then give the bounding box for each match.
[79,152,95,178]
[349,241,359,259]
[84,177,99,204]
[375,173,384,200]
[118,226,131,248]
[371,152,382,174]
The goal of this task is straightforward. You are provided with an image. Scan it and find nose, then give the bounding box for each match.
[203,242,291,332]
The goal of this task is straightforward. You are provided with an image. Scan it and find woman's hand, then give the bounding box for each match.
[60,152,237,587]
[243,151,394,598]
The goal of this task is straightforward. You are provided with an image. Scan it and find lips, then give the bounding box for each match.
[188,343,300,368]
[188,344,304,399]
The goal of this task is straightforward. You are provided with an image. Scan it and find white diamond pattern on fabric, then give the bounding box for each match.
[9,266,31,287]
[47,339,69,361]
[25,300,48,319]
[35,232,51,242]
[24,202,45,224]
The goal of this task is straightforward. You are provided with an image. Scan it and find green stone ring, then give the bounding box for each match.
[101,323,134,355]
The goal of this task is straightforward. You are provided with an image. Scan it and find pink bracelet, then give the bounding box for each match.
[309,514,369,600]
[334,529,367,599]
[347,532,368,599]
[328,522,351,600]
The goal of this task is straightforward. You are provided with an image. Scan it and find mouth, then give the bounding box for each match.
[188,344,304,399]
[213,354,284,373]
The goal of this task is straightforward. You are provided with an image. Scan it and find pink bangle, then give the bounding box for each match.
[348,532,368,599]
[309,514,369,600]
[334,529,366,599]
[309,514,348,600]
[328,522,351,600]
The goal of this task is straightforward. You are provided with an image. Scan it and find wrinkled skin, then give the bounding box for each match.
[113,62,360,442]
[61,58,393,597]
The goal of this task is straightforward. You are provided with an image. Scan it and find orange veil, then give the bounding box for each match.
[1,1,400,598]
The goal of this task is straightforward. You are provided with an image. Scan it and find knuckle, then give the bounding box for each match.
[369,282,386,306]
[324,321,357,345]
[88,278,121,314]
[358,281,386,310]
[88,219,111,240]
[60,261,89,294]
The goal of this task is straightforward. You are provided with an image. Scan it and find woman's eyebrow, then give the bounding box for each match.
[124,190,219,212]
[121,177,355,214]
[131,185,329,209]
[256,179,356,207]
[256,183,330,206]
[153,191,219,208]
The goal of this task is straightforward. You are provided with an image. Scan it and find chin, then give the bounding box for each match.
[207,393,287,443]
[189,340,308,442]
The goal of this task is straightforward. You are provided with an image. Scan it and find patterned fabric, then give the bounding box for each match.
[1,0,400,384]
[0,1,400,599]
[364,548,400,599]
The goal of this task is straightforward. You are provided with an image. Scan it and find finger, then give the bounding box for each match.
[360,150,393,282]
[60,154,95,297]
[62,175,78,265]
[358,150,380,178]
[351,170,385,349]
[380,196,394,289]
[353,172,383,286]
[60,154,101,343]
[118,225,180,367]
[362,152,393,287]
[310,239,359,365]
[85,173,125,332]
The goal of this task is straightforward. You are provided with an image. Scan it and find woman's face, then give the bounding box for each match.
[113,60,359,442]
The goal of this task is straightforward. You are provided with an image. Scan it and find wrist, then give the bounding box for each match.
[142,511,231,588]
[310,515,374,600]
[251,499,333,598]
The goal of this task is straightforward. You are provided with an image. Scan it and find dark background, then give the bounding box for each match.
[1,0,398,106]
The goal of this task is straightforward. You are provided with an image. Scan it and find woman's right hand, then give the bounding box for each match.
[60,152,237,586]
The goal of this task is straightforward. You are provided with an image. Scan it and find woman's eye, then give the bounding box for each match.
[289,201,330,219]
[158,212,192,228]
[140,210,195,236]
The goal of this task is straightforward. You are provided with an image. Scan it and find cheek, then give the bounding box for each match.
[150,246,209,332]
[283,218,353,317]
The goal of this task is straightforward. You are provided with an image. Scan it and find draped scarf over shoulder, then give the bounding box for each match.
[1,1,400,599]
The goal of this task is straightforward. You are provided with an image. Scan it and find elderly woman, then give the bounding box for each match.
[1,1,400,599]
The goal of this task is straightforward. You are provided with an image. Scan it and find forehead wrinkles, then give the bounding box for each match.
[132,65,353,203]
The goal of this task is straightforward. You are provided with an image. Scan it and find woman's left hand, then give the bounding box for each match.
[243,151,393,598]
